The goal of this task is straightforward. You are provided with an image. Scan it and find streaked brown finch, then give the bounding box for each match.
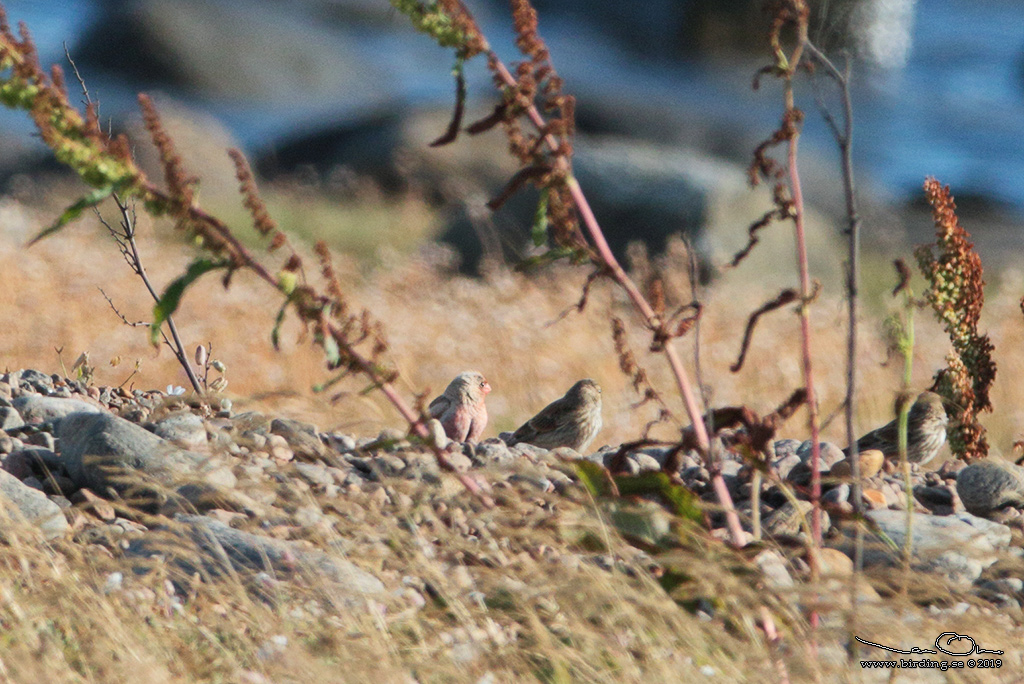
[845,391,947,465]
[505,379,602,453]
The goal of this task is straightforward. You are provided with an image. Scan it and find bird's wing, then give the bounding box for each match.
[513,397,565,441]
[855,421,897,454]
[428,394,450,418]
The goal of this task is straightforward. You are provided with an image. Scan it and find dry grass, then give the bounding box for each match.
[4,177,1024,458]
[4,176,1024,681]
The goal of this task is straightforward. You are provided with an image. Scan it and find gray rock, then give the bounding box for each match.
[3,447,59,479]
[772,439,802,461]
[293,463,334,489]
[956,460,1024,516]
[401,453,442,483]
[131,515,384,596]
[787,443,844,488]
[720,460,743,477]
[624,452,663,473]
[545,469,573,493]
[373,453,406,476]
[0,407,24,431]
[328,433,357,452]
[914,485,954,508]
[598,450,640,475]
[18,369,52,390]
[772,453,801,481]
[270,418,331,461]
[822,483,850,505]
[637,446,673,467]
[24,431,56,450]
[441,450,472,473]
[764,500,830,540]
[473,438,514,466]
[13,396,104,424]
[977,577,1024,597]
[834,510,1011,585]
[57,412,218,506]
[362,429,410,453]
[796,441,845,468]
[153,411,208,449]
[231,411,273,436]
[508,443,549,460]
[754,549,794,589]
[682,465,710,483]
[0,468,68,539]
[544,446,583,464]
[509,473,553,492]
[79,0,395,103]
[425,419,449,450]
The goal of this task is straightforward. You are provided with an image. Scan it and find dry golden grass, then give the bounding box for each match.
[4,176,1024,459]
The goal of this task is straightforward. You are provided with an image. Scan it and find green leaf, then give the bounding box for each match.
[609,504,673,549]
[323,333,341,368]
[514,246,580,272]
[575,460,612,498]
[658,569,691,594]
[28,184,120,246]
[312,369,348,394]
[271,298,290,350]
[531,188,550,247]
[615,472,703,524]
[150,259,228,345]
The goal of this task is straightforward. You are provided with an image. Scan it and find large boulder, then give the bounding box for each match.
[833,509,1012,585]
[129,515,385,598]
[13,395,104,424]
[57,412,232,508]
[956,459,1024,516]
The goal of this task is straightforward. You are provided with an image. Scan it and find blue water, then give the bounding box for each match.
[1,0,1023,214]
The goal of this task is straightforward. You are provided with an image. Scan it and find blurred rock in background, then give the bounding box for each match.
[0,0,1021,272]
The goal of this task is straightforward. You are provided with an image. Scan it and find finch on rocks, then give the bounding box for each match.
[505,379,602,453]
[428,371,491,443]
[845,391,948,465]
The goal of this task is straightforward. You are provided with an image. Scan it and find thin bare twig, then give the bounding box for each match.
[97,195,204,394]
[97,287,147,327]
[62,42,92,111]
[805,38,865,659]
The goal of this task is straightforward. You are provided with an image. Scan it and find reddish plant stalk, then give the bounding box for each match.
[782,15,822,637]
[786,138,821,549]
[489,54,745,546]
[787,49,821,547]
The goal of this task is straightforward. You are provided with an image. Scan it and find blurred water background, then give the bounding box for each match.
[2,0,1022,268]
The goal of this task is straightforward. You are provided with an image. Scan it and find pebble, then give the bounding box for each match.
[828,449,885,479]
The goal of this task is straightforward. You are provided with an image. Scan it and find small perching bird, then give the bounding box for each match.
[845,391,948,465]
[505,379,603,453]
[428,371,491,443]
